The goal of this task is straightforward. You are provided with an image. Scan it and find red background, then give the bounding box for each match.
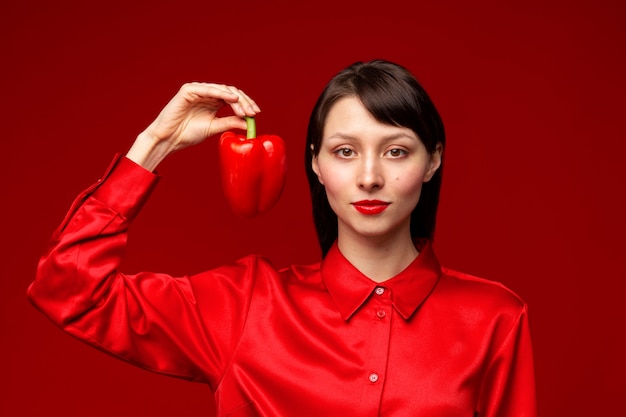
[2,0,625,415]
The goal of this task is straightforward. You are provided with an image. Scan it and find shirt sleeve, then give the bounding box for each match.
[27,155,256,387]
[477,303,537,417]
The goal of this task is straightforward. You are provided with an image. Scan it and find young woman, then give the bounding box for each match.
[28,60,536,416]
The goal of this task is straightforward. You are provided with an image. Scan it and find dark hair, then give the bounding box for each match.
[305,59,446,257]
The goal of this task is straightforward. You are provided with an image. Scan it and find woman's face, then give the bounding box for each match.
[312,96,442,243]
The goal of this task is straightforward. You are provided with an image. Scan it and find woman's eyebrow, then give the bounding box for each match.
[324,133,358,142]
[324,132,418,142]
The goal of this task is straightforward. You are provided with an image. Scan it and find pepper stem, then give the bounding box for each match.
[245,117,256,139]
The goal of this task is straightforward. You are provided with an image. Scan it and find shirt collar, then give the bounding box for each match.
[320,240,442,321]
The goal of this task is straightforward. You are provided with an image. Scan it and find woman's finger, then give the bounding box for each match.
[182,83,260,117]
[219,85,261,116]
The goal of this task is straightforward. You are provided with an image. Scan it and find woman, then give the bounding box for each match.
[28,60,536,416]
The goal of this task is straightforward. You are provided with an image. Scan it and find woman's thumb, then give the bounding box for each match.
[210,116,248,136]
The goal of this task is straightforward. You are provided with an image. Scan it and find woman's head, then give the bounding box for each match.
[305,59,446,256]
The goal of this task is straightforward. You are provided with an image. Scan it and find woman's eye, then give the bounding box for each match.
[336,148,354,157]
[387,148,407,158]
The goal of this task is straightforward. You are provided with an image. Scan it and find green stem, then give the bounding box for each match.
[245,117,256,139]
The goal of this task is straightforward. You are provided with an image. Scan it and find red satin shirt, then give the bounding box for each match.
[28,155,536,416]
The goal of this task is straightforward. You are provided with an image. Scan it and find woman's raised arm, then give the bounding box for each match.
[27,82,263,384]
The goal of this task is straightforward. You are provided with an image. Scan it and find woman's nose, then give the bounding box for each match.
[358,157,384,191]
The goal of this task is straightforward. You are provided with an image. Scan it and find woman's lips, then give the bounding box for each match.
[352,200,390,215]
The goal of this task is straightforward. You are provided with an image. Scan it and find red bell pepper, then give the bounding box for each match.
[219,117,287,218]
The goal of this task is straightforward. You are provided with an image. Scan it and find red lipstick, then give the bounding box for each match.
[352,200,390,215]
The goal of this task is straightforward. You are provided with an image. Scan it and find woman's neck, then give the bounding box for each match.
[337,229,419,283]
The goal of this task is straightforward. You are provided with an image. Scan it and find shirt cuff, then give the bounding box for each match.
[91,154,160,220]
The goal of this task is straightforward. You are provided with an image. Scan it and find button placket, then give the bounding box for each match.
[374,286,389,320]
[362,285,392,398]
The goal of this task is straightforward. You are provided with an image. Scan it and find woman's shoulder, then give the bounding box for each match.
[436,267,527,315]
[194,254,323,286]
[241,254,323,278]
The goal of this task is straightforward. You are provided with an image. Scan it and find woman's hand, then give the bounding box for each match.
[126,83,260,171]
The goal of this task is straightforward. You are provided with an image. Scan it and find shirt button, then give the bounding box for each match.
[368,373,379,383]
[376,310,386,319]
[375,287,385,296]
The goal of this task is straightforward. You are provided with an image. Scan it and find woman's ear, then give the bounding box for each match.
[424,143,443,182]
[311,145,325,185]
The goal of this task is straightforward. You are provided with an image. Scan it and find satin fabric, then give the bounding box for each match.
[28,155,537,417]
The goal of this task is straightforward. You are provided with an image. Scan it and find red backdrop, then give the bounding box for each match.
[2,0,625,415]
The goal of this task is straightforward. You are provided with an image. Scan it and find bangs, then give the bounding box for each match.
[354,66,441,152]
